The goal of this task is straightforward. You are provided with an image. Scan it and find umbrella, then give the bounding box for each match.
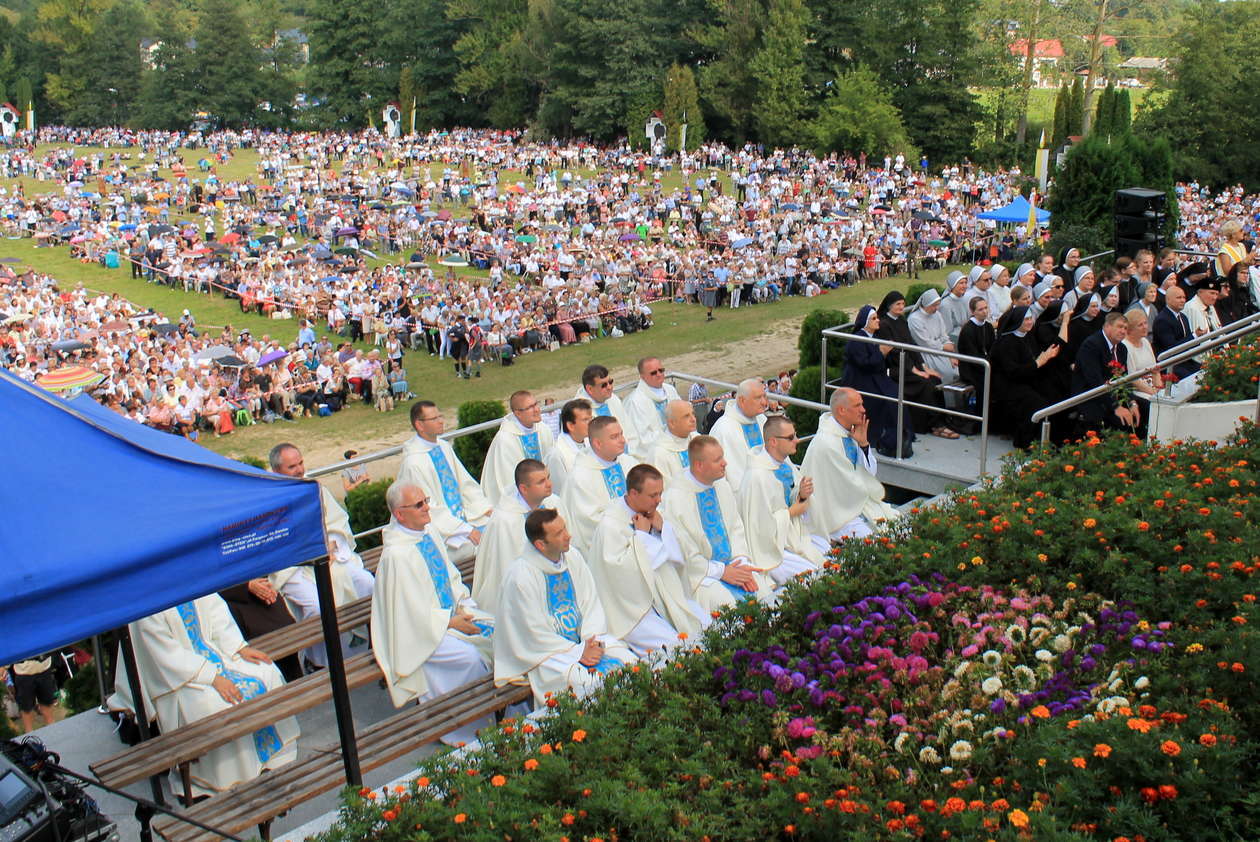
[215,355,247,368]
[58,224,80,236]
[101,320,130,332]
[928,239,950,248]
[781,202,801,211]
[420,210,439,218]
[37,366,104,391]
[319,275,342,284]
[258,234,279,244]
[152,323,180,335]
[515,235,537,244]
[118,224,138,232]
[337,227,359,236]
[219,232,242,245]
[0,257,21,263]
[844,248,863,256]
[912,210,941,221]
[438,257,468,268]
[731,237,754,249]
[258,349,288,366]
[194,345,234,361]
[51,339,90,353]
[4,312,33,324]
[870,207,889,215]
[405,261,426,270]
[619,232,641,242]
[437,210,452,221]
[334,246,360,256]
[148,224,175,236]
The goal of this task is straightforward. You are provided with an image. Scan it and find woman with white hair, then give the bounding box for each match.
[906,288,958,385]
[1216,219,1254,278]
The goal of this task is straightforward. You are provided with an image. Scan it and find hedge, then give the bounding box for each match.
[454,400,506,482]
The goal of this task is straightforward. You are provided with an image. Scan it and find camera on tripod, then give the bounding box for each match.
[0,739,117,842]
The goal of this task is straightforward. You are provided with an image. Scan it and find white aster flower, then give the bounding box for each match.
[1135,676,1150,690]
[1006,625,1027,645]
[918,746,941,765]
[982,650,1002,668]
[1052,634,1071,653]
[982,677,1003,695]
[954,661,972,679]
[894,732,912,754]
[1035,649,1054,662]
[1013,665,1035,687]
[949,740,973,762]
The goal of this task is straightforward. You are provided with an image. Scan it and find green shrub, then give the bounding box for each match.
[61,654,101,715]
[454,400,506,481]
[796,308,850,371]
[1195,335,1260,403]
[904,282,944,309]
[239,455,268,469]
[786,366,824,459]
[344,478,393,551]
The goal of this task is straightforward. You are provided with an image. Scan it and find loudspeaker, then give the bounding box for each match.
[1113,188,1166,258]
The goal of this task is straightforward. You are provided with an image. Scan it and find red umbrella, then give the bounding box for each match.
[219,232,242,245]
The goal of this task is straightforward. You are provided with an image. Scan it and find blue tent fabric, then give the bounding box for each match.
[0,369,327,663]
[976,195,1051,224]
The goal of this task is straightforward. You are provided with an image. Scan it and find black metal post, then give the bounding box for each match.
[91,635,107,710]
[310,556,362,786]
[118,625,166,842]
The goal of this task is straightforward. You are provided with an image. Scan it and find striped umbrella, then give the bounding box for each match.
[37,365,105,392]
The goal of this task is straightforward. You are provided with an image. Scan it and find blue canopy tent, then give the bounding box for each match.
[0,368,366,795]
[976,195,1051,225]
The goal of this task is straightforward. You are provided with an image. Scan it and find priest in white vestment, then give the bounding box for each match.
[560,415,637,554]
[801,388,900,544]
[545,398,592,498]
[648,399,698,485]
[573,363,640,456]
[661,436,774,613]
[906,288,959,385]
[588,464,707,655]
[371,482,495,745]
[396,400,493,564]
[621,357,681,460]
[125,594,299,796]
[474,459,568,616]
[480,390,555,505]
[267,443,375,668]
[494,509,637,705]
[738,415,826,585]
[707,377,770,490]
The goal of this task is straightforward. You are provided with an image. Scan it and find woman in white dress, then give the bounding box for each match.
[1122,309,1164,396]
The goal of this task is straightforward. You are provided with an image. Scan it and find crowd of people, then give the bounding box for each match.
[110,357,901,796]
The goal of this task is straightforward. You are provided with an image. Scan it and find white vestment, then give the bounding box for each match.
[371,520,495,743]
[560,450,637,554]
[545,433,586,498]
[647,430,697,486]
[621,380,682,460]
[472,490,569,616]
[479,415,556,506]
[124,595,299,795]
[661,471,774,613]
[397,434,493,562]
[494,546,637,705]
[708,403,768,490]
[907,307,958,385]
[588,497,706,652]
[269,485,375,667]
[801,413,900,542]
[738,450,825,585]
[573,386,640,458]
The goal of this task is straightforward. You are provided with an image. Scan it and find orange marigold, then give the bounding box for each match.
[453,813,467,824]
[1009,808,1031,829]
[1160,740,1182,757]
[1071,757,1087,769]
[523,758,540,770]
[572,729,587,742]
[1031,705,1051,719]
[1199,733,1218,747]
[490,775,506,787]
[561,813,575,826]
[1093,743,1113,758]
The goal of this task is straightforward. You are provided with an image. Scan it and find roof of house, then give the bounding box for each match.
[1009,38,1065,59]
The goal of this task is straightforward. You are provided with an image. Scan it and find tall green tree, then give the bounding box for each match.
[810,65,913,156]
[1113,87,1131,135]
[1067,75,1084,136]
[33,0,112,122]
[306,0,392,127]
[693,0,766,145]
[748,0,808,148]
[662,63,704,151]
[1092,83,1113,136]
[193,0,264,127]
[385,0,483,130]
[448,0,535,129]
[1051,82,1068,148]
[134,18,199,129]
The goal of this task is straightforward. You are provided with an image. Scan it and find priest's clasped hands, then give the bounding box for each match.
[213,647,274,705]
[448,612,484,635]
[579,637,606,668]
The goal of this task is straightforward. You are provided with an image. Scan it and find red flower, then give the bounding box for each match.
[1158,785,1179,800]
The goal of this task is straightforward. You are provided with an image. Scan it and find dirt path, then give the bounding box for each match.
[300,318,803,489]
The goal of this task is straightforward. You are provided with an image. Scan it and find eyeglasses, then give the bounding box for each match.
[397,499,429,510]
[515,402,539,413]
[646,368,665,376]
[770,434,799,440]
[597,378,614,387]
[419,414,442,423]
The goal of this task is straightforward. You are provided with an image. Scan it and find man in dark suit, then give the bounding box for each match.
[1072,311,1144,435]
[1151,285,1201,379]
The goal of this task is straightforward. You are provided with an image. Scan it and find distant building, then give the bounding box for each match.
[276,29,310,64]
[1008,39,1064,87]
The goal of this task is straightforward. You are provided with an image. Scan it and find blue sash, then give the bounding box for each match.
[773,460,795,506]
[428,447,465,519]
[175,602,282,764]
[521,429,541,461]
[741,421,764,449]
[653,399,667,422]
[587,654,623,674]
[696,488,748,599]
[417,534,455,610]
[545,569,583,644]
[678,449,690,468]
[600,463,627,497]
[842,436,861,468]
[594,402,612,417]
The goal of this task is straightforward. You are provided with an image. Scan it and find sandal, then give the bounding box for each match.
[930,427,961,440]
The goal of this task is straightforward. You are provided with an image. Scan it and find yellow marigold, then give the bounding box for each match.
[1093,744,1112,758]
[1071,757,1087,769]
[490,774,506,787]
[1030,705,1051,719]
[1009,809,1031,829]
[1083,518,1097,528]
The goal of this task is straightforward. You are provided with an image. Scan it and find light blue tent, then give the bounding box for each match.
[0,369,326,663]
[976,195,1051,224]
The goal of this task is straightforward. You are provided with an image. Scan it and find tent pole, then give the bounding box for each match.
[118,625,166,842]
[311,555,362,786]
[91,634,108,710]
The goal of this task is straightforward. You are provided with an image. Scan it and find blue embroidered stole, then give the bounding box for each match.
[678,449,690,468]
[741,420,764,449]
[600,462,627,497]
[695,487,747,599]
[545,567,583,643]
[175,602,282,763]
[520,429,541,460]
[427,446,465,519]
[416,534,455,610]
[772,459,795,506]
[842,435,861,468]
[594,402,611,417]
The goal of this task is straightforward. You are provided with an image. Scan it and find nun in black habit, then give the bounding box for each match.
[989,306,1061,449]
[841,303,916,457]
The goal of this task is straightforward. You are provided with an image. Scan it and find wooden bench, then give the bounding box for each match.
[151,676,532,842]
[90,652,384,797]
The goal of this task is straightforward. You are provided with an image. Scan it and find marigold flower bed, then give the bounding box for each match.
[318,425,1260,842]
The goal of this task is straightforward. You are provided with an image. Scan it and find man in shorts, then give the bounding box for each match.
[2,656,60,733]
[447,314,469,379]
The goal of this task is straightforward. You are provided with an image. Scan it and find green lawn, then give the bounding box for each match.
[7,142,958,464]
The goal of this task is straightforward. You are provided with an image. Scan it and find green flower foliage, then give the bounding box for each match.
[318,425,1260,842]
[1195,336,1260,404]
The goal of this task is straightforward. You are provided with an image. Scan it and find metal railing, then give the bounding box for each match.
[819,325,994,476]
[1030,317,1260,443]
[1156,310,1260,363]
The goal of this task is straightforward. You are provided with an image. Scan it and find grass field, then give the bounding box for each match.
[6,143,958,465]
